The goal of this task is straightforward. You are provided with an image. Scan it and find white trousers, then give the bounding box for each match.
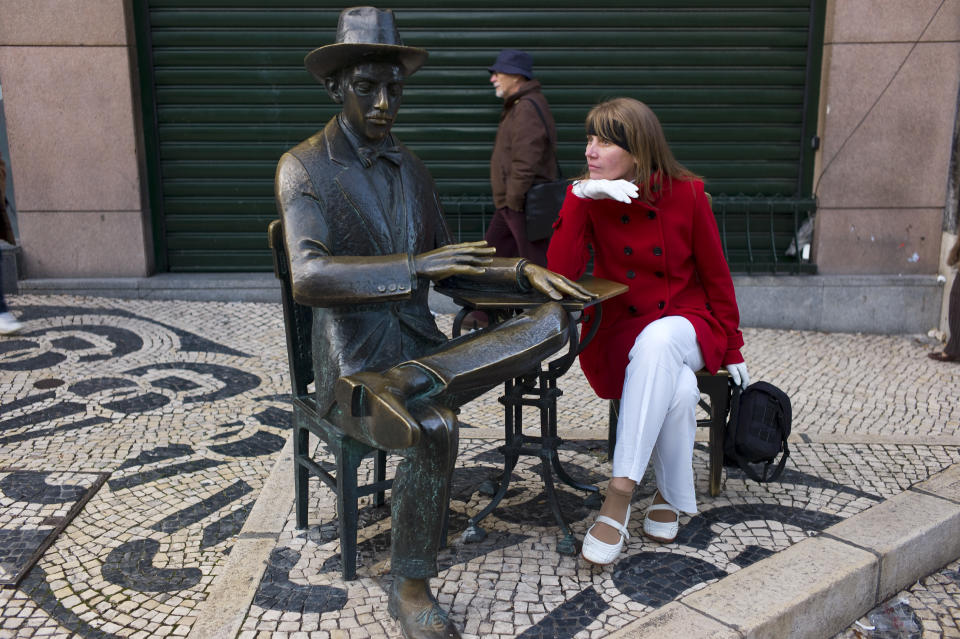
[612,316,705,514]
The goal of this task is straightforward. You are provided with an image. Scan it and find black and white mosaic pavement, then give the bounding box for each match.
[240,439,960,639]
[1,295,959,638]
[0,470,108,586]
[0,297,290,637]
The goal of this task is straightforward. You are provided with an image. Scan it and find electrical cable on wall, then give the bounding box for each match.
[813,0,947,196]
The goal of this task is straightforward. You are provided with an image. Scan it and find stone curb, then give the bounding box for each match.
[14,276,464,312]
[189,435,295,639]
[607,462,960,639]
[17,273,282,304]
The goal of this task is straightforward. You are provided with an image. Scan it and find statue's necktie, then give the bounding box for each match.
[358,145,403,168]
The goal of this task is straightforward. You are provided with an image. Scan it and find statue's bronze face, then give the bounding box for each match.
[329,62,404,145]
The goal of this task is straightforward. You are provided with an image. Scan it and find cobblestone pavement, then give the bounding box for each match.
[0,294,958,638]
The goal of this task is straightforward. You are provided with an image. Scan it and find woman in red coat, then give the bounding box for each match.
[547,98,750,566]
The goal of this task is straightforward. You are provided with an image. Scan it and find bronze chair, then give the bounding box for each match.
[269,220,390,580]
[608,370,740,497]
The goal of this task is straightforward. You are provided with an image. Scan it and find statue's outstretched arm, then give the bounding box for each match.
[429,248,594,302]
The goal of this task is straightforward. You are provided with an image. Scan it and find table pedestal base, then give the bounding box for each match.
[461,373,599,556]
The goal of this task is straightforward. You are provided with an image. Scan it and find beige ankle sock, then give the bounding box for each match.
[591,483,633,544]
[648,490,679,523]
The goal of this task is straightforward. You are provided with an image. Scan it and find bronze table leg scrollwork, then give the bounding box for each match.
[439,277,624,555]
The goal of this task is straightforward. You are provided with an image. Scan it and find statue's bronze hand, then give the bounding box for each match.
[414,241,496,280]
[523,264,597,301]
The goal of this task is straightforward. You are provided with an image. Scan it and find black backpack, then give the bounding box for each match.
[723,381,792,483]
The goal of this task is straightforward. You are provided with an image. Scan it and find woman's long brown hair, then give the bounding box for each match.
[582,97,699,203]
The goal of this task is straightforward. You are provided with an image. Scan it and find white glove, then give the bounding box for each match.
[571,179,638,203]
[726,362,750,390]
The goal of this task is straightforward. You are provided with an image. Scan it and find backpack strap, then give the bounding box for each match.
[522,98,562,179]
[762,387,791,481]
[755,439,789,482]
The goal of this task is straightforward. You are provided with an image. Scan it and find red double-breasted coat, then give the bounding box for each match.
[546,177,744,399]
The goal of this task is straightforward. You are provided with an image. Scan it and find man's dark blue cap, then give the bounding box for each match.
[487,49,534,79]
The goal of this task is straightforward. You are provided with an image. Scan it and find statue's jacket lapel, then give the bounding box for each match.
[283,118,449,416]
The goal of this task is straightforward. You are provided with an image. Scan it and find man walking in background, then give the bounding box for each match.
[485,49,558,267]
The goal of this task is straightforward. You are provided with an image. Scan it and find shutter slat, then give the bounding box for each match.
[147,9,810,29]
[151,30,811,48]
[157,106,804,125]
[155,86,807,106]
[153,48,810,68]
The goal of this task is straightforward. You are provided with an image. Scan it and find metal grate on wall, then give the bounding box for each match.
[134,0,823,273]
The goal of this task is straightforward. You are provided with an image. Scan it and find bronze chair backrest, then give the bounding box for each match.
[268,220,314,398]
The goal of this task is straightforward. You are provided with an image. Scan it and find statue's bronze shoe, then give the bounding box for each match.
[336,371,421,450]
[388,592,461,639]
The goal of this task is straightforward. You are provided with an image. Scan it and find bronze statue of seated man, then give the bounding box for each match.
[274,7,593,638]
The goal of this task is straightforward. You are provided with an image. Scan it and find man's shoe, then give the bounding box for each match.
[336,371,421,450]
[388,586,461,639]
[581,504,630,566]
[0,312,23,335]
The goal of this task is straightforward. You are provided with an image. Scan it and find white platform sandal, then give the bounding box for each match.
[581,504,630,566]
[642,497,679,543]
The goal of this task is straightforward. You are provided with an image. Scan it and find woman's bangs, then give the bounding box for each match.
[591,112,620,144]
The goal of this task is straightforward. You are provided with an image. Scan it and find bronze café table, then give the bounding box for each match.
[435,275,627,555]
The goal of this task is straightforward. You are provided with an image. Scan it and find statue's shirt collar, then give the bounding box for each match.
[337,115,402,168]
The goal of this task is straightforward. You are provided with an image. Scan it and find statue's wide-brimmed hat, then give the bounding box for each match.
[305,6,428,81]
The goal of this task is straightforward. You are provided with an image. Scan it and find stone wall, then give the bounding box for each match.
[0,0,151,278]
[813,0,960,276]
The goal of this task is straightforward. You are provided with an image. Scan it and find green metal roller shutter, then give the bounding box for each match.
[133,1,824,273]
